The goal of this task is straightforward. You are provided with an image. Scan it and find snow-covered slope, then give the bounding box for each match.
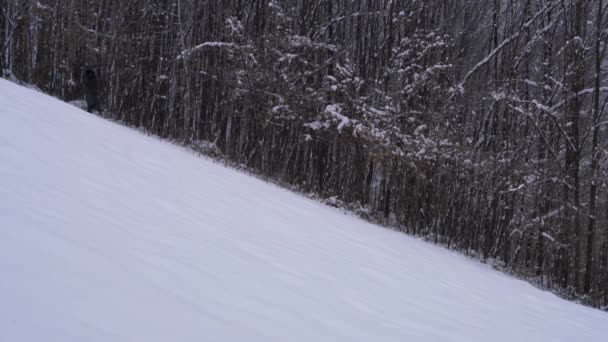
[0,78,606,341]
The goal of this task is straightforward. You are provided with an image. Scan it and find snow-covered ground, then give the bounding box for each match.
[0,78,607,341]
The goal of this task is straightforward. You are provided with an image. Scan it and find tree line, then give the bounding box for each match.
[2,0,608,308]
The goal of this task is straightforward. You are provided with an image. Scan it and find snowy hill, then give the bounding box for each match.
[0,78,607,341]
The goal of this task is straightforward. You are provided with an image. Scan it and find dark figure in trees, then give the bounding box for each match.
[84,69,100,113]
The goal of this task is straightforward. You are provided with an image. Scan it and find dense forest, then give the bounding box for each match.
[2,0,608,308]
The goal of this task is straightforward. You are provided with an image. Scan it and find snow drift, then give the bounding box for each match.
[1,78,607,341]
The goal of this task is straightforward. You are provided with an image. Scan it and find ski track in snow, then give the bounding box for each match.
[0,78,607,341]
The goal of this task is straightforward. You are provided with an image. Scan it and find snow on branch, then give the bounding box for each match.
[303,104,351,133]
[178,42,235,60]
[289,35,337,52]
[326,104,350,132]
[550,87,608,112]
[531,207,563,224]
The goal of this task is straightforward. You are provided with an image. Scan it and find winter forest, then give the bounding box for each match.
[2,0,608,309]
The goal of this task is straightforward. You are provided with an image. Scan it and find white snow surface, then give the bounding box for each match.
[0,78,607,341]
